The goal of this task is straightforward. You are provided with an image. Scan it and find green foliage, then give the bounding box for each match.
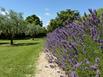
[25,15,42,27]
[47,9,80,32]
[0,7,47,41]
[97,8,103,17]
[0,8,25,44]
[26,23,47,39]
[25,14,47,38]
[77,35,103,77]
[27,24,41,39]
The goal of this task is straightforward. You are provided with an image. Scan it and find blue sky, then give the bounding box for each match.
[0,0,103,27]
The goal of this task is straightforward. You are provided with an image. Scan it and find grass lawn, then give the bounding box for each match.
[0,38,44,77]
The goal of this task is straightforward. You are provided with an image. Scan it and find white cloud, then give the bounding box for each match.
[43,21,50,27]
[0,9,9,15]
[0,11,6,15]
[45,12,51,16]
[46,21,50,25]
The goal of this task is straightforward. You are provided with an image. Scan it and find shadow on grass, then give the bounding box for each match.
[0,42,39,46]
[13,42,39,46]
[0,42,9,44]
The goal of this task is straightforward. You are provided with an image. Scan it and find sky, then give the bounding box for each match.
[0,0,103,27]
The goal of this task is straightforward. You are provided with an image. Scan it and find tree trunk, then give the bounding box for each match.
[10,34,14,45]
[32,38,34,40]
[10,39,13,45]
[32,34,35,40]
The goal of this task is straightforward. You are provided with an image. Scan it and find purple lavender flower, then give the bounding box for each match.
[73,62,82,68]
[69,71,78,77]
[46,9,102,77]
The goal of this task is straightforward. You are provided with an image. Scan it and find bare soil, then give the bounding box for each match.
[34,52,67,77]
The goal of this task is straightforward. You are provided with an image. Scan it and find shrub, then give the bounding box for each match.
[46,9,103,77]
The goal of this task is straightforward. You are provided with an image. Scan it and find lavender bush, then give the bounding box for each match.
[46,9,103,77]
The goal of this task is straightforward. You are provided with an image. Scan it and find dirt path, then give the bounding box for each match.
[34,52,67,77]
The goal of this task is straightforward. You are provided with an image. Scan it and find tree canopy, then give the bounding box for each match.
[25,14,43,27]
[47,9,80,32]
[0,8,25,45]
[0,7,47,44]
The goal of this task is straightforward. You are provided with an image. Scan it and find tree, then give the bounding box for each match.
[0,8,25,45]
[25,14,42,27]
[27,23,42,40]
[37,27,47,37]
[47,9,80,32]
[25,14,47,38]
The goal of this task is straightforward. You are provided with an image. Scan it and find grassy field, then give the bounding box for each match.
[0,38,44,77]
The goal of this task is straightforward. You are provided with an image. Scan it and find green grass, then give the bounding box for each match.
[0,38,44,77]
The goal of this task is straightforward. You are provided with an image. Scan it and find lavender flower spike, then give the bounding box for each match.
[74,62,82,68]
[69,71,78,77]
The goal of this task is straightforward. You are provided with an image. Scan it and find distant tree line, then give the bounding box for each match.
[0,7,47,45]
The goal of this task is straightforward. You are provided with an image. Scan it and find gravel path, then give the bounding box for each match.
[35,52,67,77]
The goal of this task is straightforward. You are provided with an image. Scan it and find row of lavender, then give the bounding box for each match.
[46,9,103,77]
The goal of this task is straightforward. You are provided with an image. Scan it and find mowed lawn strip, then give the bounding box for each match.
[0,38,44,77]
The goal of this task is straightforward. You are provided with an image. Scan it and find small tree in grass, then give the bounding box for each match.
[0,8,25,45]
[27,23,42,40]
